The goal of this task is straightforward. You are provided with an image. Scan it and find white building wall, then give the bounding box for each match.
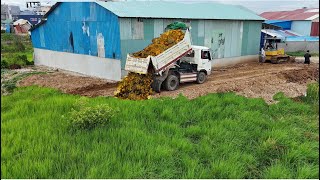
[34,48,122,81]
[291,20,312,36]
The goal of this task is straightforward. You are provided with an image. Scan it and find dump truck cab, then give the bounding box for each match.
[180,45,212,75]
[152,45,212,92]
[260,37,290,63]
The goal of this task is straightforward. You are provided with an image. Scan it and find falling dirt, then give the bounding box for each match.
[19,61,319,103]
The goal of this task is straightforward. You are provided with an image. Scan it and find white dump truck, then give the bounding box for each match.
[125,29,213,92]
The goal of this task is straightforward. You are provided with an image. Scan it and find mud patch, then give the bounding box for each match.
[282,67,319,83]
[19,73,117,97]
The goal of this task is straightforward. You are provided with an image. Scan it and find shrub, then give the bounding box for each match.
[1,60,8,69]
[305,83,319,104]
[13,39,25,51]
[1,30,5,33]
[26,59,34,65]
[68,104,115,130]
[2,54,29,69]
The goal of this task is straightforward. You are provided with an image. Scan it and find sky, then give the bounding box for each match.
[2,0,319,13]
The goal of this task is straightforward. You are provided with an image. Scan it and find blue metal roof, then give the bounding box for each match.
[96,1,265,21]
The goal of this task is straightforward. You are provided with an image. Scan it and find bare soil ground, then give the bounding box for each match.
[19,60,319,103]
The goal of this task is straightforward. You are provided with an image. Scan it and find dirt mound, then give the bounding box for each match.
[282,67,319,83]
[19,73,117,97]
[18,62,319,103]
[114,72,153,100]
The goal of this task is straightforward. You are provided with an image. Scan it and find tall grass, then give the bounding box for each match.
[286,51,319,57]
[1,86,319,178]
[1,34,34,68]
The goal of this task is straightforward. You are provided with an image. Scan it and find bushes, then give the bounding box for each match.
[67,102,116,130]
[1,53,33,69]
[286,51,319,57]
[1,60,8,69]
[305,83,319,104]
[1,34,32,53]
[13,39,25,51]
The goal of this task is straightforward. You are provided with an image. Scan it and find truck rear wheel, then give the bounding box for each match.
[165,75,179,91]
[197,72,206,84]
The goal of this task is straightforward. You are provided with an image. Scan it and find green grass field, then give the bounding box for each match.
[1,86,319,178]
[286,51,319,57]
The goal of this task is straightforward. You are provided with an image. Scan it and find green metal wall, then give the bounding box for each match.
[119,18,262,68]
[241,21,262,56]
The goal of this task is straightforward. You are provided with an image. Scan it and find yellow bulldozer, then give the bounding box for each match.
[259,37,292,64]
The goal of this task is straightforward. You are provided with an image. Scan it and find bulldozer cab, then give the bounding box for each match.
[264,37,281,51]
[261,37,290,63]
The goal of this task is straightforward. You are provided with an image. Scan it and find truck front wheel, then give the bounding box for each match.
[165,75,179,91]
[197,72,207,84]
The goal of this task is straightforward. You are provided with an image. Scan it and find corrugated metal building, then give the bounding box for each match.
[30,1,264,81]
[260,8,319,36]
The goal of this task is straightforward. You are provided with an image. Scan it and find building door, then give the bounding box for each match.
[211,30,225,59]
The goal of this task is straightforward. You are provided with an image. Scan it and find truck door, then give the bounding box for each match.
[200,50,212,75]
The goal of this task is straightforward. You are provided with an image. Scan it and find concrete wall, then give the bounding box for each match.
[212,55,258,68]
[291,20,312,36]
[278,41,319,53]
[34,48,121,81]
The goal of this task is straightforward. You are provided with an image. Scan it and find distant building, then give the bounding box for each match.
[26,1,51,16]
[260,8,319,36]
[30,2,264,81]
[13,19,32,34]
[9,5,21,17]
[20,10,36,15]
[1,4,21,21]
[1,4,10,21]
[15,15,42,25]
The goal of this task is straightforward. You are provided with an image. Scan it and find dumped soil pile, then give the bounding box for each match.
[282,68,319,83]
[115,29,185,100]
[132,30,185,58]
[114,72,153,100]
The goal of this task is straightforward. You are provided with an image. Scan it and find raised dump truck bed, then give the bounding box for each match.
[125,29,192,75]
[124,29,212,93]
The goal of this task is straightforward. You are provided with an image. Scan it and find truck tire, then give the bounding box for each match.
[197,72,206,84]
[165,75,179,91]
[151,79,162,93]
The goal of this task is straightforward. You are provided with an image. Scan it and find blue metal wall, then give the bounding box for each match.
[31,2,121,59]
[265,20,292,30]
[291,20,312,36]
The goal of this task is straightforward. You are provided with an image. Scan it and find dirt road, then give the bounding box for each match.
[19,61,319,103]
